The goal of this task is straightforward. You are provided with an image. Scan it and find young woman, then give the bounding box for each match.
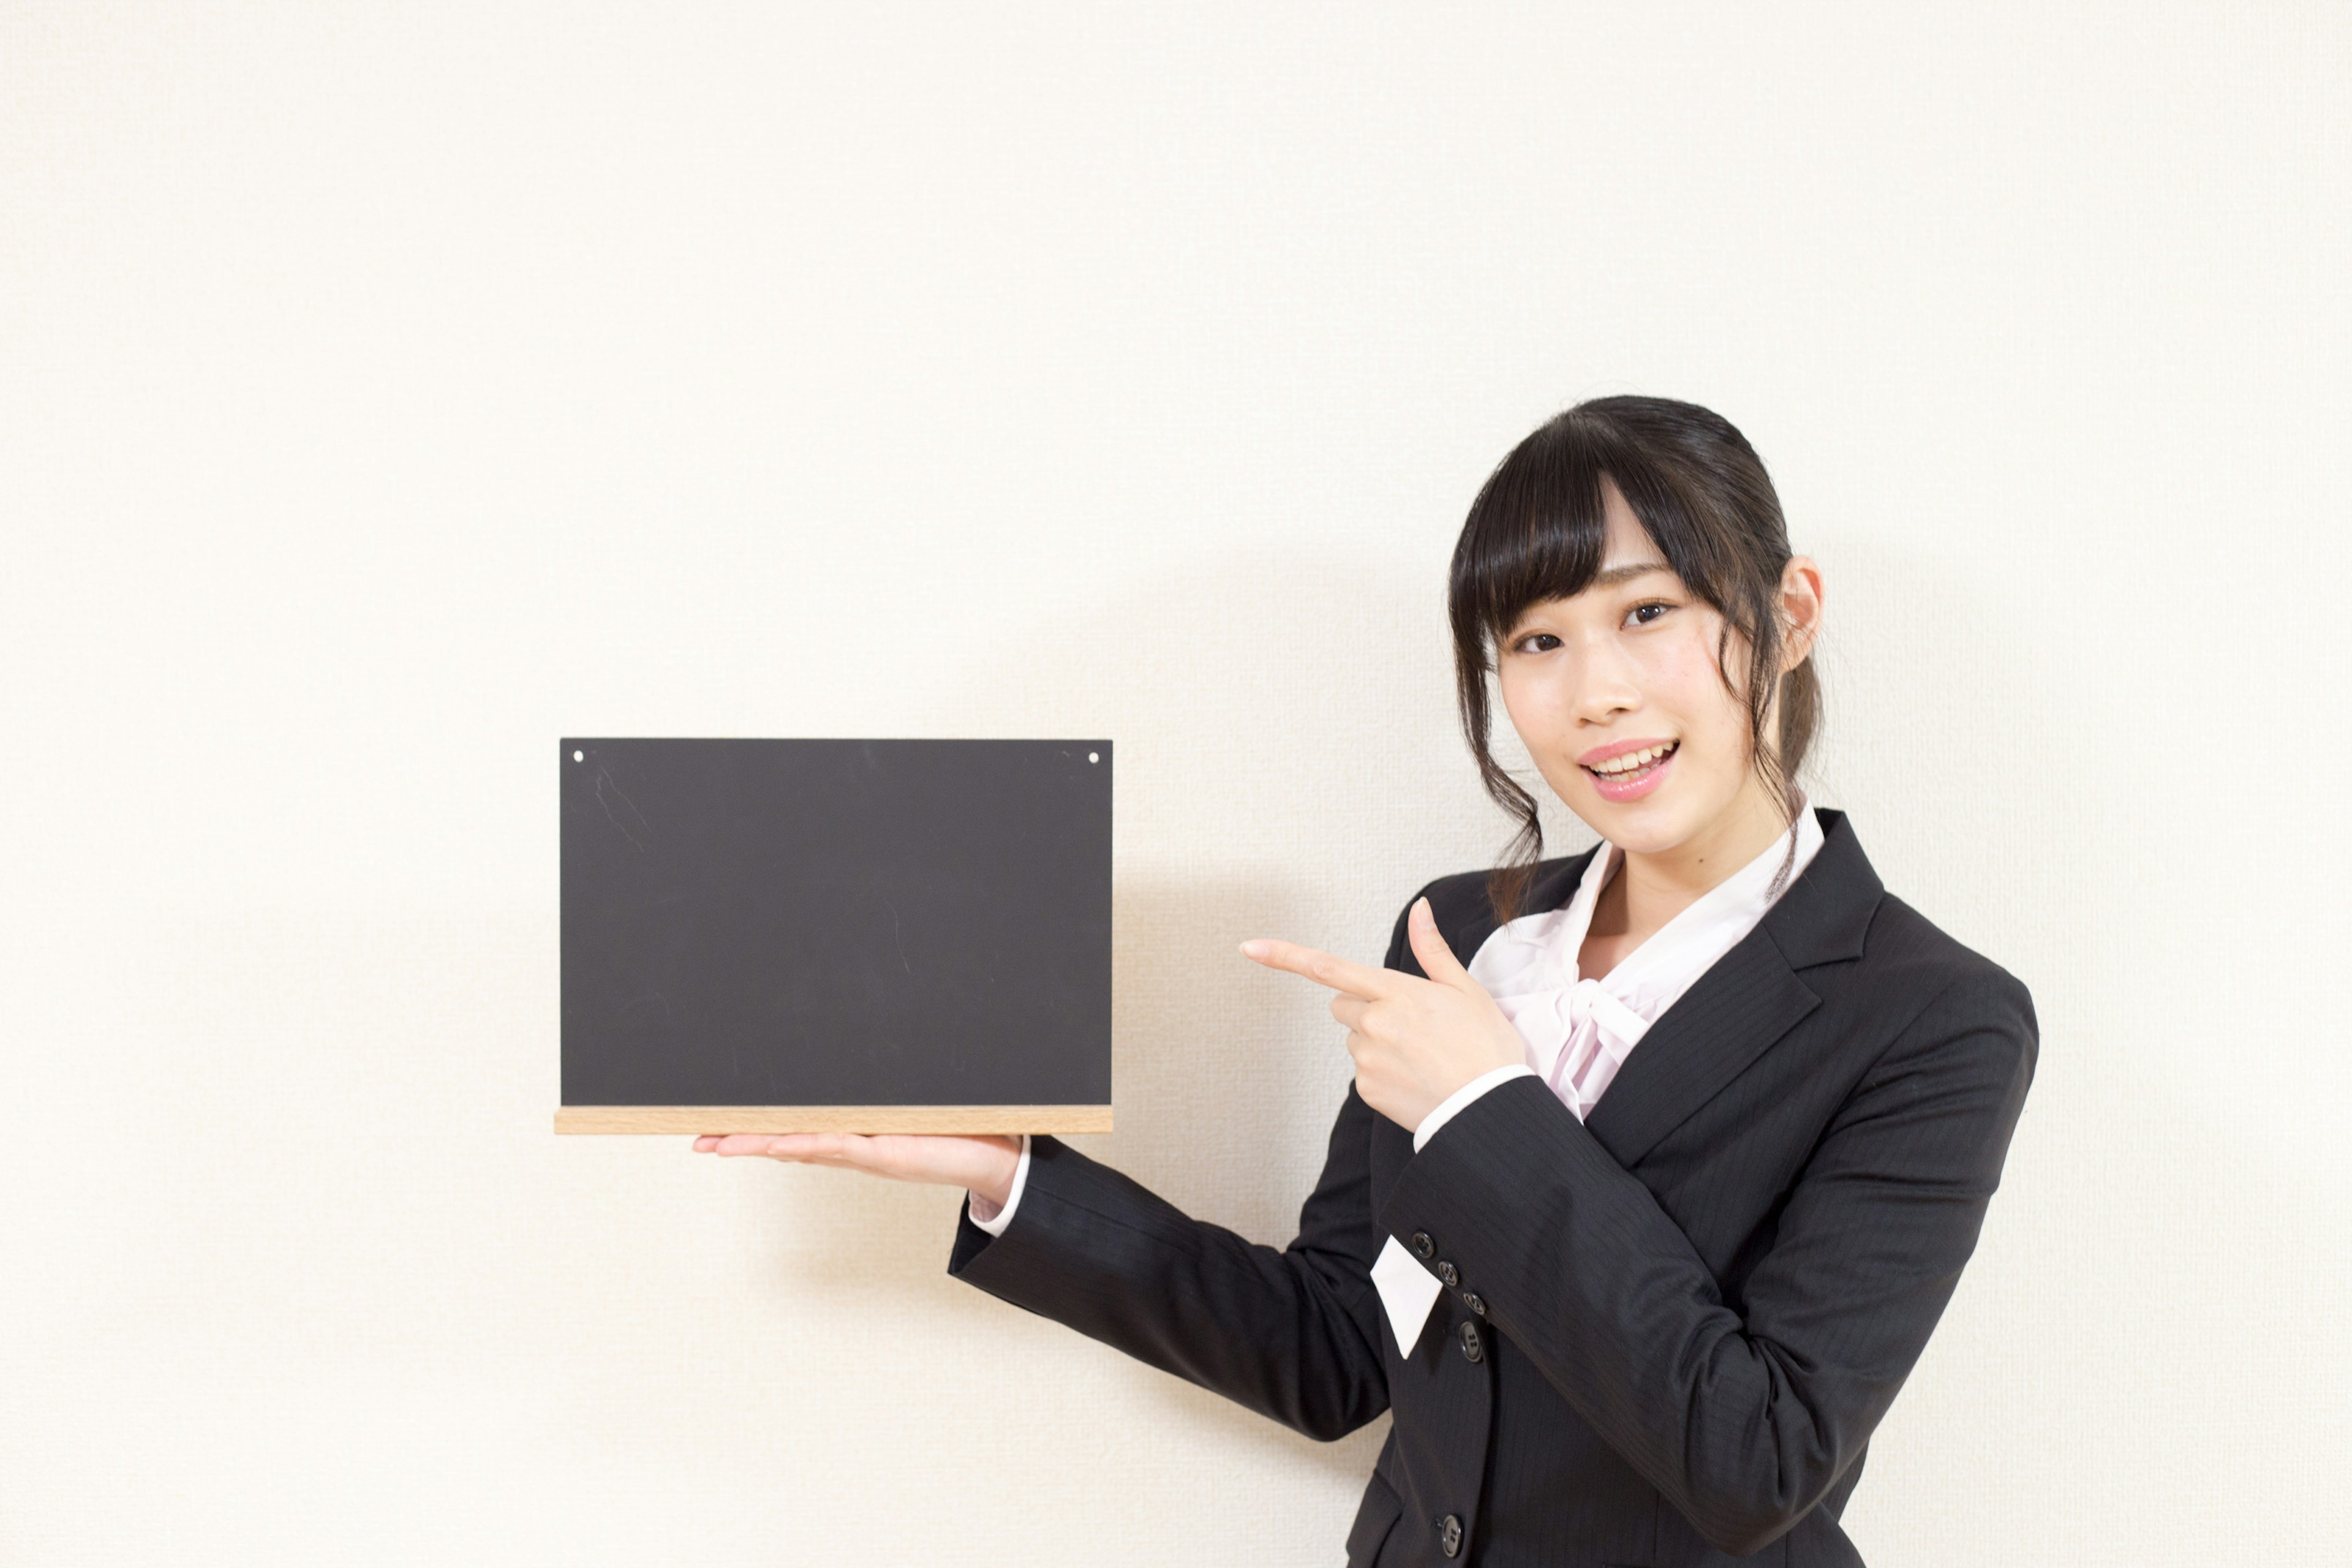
[697,396,2038,1567]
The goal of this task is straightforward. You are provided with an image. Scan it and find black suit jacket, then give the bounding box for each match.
[948,808,2037,1566]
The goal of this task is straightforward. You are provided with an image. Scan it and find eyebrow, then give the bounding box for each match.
[1591,560,1674,589]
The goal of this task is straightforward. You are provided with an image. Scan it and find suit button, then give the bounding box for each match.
[1411,1231,1434,1261]
[1458,1321,1484,1363]
[1436,1513,1463,1557]
[1436,1260,1460,1287]
[1463,1292,1487,1318]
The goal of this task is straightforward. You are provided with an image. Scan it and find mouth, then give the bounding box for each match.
[1581,740,1679,801]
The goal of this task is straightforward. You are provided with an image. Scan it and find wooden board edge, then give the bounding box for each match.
[554,1105,1115,1136]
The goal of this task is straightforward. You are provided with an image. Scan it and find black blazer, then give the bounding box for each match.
[948,808,2037,1566]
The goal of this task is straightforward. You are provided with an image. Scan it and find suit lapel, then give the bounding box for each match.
[1583,807,1883,1168]
[1580,935,1820,1167]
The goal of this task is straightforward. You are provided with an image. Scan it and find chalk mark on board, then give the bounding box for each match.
[883,894,913,978]
[594,766,650,852]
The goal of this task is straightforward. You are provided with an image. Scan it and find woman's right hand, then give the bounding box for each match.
[692,1131,1022,1214]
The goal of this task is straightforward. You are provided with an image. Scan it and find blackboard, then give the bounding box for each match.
[556,737,1113,1134]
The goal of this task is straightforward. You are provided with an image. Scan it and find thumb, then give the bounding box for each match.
[1408,896,1477,989]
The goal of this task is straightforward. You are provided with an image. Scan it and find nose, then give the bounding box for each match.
[1567,636,1642,726]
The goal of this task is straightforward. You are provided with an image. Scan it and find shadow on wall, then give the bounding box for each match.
[742,543,1475,1482]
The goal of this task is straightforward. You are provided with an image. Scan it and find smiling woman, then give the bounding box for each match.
[698,395,2035,1568]
[1453,398,1825,924]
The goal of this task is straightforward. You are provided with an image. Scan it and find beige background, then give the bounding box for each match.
[4,4,2348,1563]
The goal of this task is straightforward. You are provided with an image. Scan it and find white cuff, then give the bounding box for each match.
[967,1134,1032,1237]
[1412,1065,1536,1153]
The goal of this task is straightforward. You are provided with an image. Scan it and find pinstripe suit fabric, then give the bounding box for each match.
[947,808,2037,1566]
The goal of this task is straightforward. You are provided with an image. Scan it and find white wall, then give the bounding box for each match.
[4,4,2347,1562]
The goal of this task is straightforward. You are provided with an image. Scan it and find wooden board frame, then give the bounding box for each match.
[554,1104,1114,1135]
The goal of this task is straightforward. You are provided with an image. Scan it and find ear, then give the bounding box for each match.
[1777,554,1825,669]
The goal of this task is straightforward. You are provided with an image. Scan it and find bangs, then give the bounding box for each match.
[1452,419,1608,647]
[1448,412,1733,658]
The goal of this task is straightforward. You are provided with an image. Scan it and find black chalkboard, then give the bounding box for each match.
[557,737,1112,1134]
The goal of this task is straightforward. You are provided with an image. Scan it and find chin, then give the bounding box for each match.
[1578,791,1708,855]
[1596,818,1689,856]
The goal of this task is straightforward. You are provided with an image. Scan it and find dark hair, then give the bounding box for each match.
[1447,394,1820,923]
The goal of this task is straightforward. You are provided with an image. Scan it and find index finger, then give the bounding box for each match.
[1238,938,1401,1000]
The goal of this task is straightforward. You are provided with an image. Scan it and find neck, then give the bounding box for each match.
[1590,775,1798,944]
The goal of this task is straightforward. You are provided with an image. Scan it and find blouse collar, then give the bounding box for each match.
[1467,801,1828,1012]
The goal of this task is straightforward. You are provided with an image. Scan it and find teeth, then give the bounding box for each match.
[1591,743,1674,775]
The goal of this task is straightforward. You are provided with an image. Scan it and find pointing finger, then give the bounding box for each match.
[1238,937,1400,1000]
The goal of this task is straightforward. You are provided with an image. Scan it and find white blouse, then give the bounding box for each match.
[978,804,1830,1358]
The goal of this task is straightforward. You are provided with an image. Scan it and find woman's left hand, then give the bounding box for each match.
[1242,895,1528,1133]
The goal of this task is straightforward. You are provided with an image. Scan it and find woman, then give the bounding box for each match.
[698,396,2038,1566]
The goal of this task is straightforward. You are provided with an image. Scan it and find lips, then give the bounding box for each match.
[1581,739,1679,801]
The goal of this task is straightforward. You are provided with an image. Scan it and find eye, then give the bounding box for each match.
[1626,600,1675,628]
[1511,632,1561,654]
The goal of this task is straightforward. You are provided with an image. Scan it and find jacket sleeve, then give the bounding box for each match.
[1377,964,2038,1555]
[942,892,1433,1441]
